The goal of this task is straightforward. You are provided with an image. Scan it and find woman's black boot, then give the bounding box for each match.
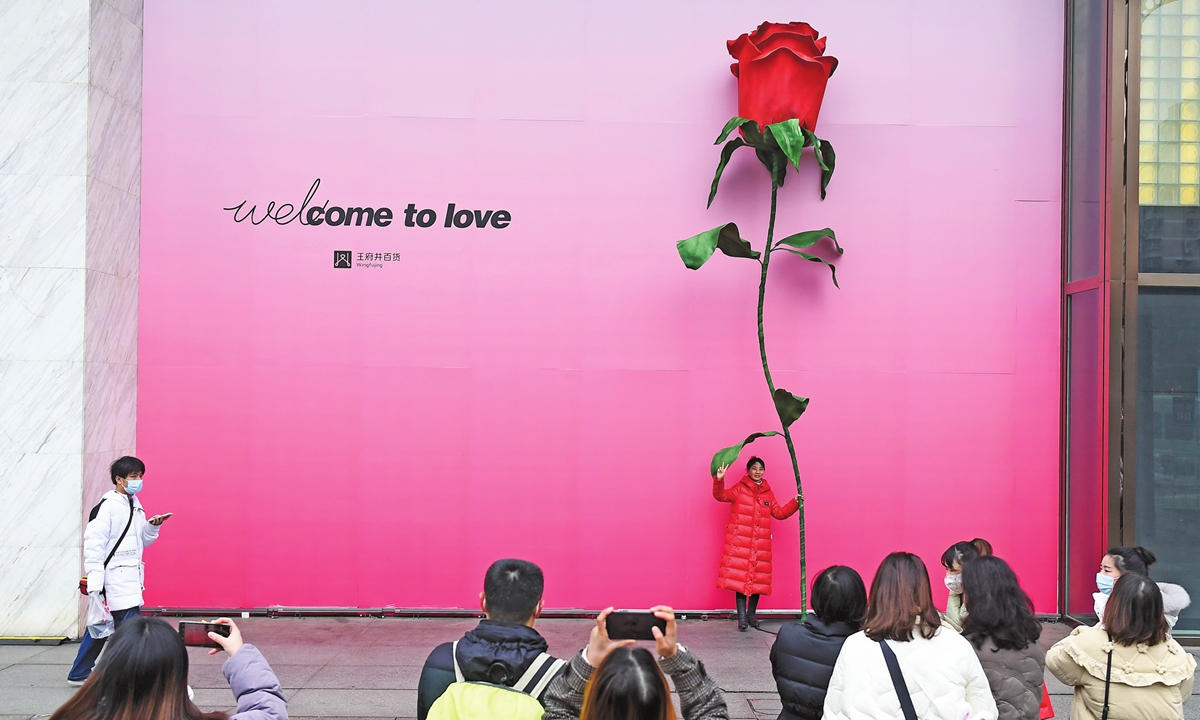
[735,593,748,631]
[747,594,761,628]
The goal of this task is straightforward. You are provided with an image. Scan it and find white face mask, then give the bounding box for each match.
[944,573,963,595]
[1096,572,1115,595]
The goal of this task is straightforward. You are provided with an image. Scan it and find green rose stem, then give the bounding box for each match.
[755,155,807,620]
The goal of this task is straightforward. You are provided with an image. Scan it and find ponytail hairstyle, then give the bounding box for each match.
[580,646,678,720]
[1106,546,1157,578]
[970,538,993,557]
[940,541,980,571]
[49,616,226,720]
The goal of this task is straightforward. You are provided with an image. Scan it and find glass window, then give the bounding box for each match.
[1140,0,1200,272]
[1135,288,1200,632]
[1067,289,1105,616]
[1068,0,1108,281]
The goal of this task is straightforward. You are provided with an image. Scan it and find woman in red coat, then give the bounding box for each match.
[714,456,800,630]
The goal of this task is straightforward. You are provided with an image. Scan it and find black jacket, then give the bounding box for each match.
[769,615,858,720]
[416,620,563,719]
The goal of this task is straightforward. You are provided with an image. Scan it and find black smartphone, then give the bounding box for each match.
[605,611,667,641]
[178,621,231,648]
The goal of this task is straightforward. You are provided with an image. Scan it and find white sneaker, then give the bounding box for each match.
[67,679,85,687]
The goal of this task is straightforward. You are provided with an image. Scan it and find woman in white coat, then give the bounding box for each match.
[823,552,998,720]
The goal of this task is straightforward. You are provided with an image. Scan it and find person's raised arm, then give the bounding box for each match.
[712,464,735,503]
[651,607,729,720]
[209,618,288,720]
[542,608,634,720]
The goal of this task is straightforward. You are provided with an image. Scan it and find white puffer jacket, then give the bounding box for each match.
[824,627,998,720]
[83,491,160,611]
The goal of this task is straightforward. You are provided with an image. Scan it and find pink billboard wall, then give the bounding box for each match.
[139,0,1064,611]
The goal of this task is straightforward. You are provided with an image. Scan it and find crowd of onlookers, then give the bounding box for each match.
[49,549,1195,720]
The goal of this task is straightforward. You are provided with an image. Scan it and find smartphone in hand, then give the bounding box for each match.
[605,610,667,641]
[179,621,231,648]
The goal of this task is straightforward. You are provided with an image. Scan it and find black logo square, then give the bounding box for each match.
[334,250,352,268]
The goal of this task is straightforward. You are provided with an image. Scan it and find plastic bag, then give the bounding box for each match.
[86,592,113,639]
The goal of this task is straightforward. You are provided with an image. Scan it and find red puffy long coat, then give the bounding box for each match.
[713,474,799,596]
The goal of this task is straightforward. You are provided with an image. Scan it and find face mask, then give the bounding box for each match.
[1096,573,1115,594]
[944,574,963,595]
[124,478,143,495]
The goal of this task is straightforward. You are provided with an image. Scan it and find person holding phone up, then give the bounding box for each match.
[713,457,800,630]
[541,607,729,719]
[67,456,172,685]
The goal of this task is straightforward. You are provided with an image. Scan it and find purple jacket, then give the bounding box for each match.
[222,644,288,720]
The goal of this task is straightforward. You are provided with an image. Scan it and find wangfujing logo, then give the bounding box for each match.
[223,179,512,229]
[333,251,352,268]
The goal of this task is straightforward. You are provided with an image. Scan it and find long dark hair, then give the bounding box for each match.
[811,565,867,627]
[961,556,1042,650]
[1104,574,1169,647]
[1107,546,1156,578]
[863,552,940,642]
[580,646,678,720]
[50,617,226,720]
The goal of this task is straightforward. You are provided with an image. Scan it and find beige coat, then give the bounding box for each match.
[1046,625,1195,720]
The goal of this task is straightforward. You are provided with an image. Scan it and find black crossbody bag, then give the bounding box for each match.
[78,496,135,595]
[1101,631,1114,720]
[880,639,919,720]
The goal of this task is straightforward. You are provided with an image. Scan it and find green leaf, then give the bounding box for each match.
[779,248,840,288]
[772,388,810,429]
[710,431,779,476]
[715,117,753,145]
[740,121,766,149]
[802,129,836,198]
[774,228,843,255]
[767,119,806,172]
[755,148,787,187]
[677,223,756,269]
[708,138,747,208]
[716,226,759,260]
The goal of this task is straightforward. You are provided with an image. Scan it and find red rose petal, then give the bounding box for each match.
[737,47,830,130]
[749,21,820,46]
[727,33,759,61]
[816,36,827,54]
[730,62,739,78]
[754,32,822,61]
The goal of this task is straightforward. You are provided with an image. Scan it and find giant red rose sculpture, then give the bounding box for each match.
[729,22,838,131]
[675,23,844,616]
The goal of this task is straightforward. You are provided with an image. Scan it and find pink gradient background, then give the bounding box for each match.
[139,0,1064,611]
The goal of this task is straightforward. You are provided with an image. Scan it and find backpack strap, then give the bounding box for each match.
[1101,632,1113,720]
[451,643,563,699]
[523,654,566,700]
[451,641,465,683]
[879,639,918,720]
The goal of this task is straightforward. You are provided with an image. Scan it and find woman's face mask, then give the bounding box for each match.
[944,573,963,595]
[1096,572,1116,594]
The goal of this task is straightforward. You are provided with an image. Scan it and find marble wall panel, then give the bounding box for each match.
[0,0,142,637]
[93,0,143,31]
[87,85,141,195]
[0,174,86,269]
[85,177,139,278]
[0,267,85,362]
[84,271,138,364]
[0,545,82,637]
[89,0,142,109]
[83,361,137,456]
[0,0,88,83]
[0,81,87,177]
[0,360,84,456]
[0,452,83,551]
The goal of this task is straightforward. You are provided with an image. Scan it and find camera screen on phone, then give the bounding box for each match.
[179,622,229,648]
